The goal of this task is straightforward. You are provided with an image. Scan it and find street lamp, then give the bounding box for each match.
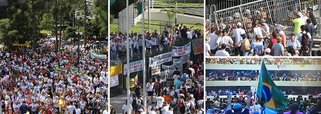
[75,31,83,70]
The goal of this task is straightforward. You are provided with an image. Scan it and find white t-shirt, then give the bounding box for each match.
[122,104,132,113]
[146,82,154,92]
[232,28,246,46]
[209,33,219,50]
[30,103,38,112]
[286,39,301,49]
[67,105,76,114]
[215,50,230,56]
[103,110,109,114]
[187,31,193,39]
[205,42,211,56]
[253,27,263,38]
[75,108,81,114]
[161,105,170,113]
[156,96,165,108]
[217,36,233,48]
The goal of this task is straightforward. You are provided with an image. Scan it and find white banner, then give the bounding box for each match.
[172,42,191,57]
[90,50,107,59]
[151,66,161,75]
[149,52,172,67]
[124,60,143,74]
[110,75,119,87]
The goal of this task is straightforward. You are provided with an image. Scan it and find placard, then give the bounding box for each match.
[149,52,172,67]
[172,42,191,57]
[110,75,119,87]
[124,60,143,74]
[192,38,203,55]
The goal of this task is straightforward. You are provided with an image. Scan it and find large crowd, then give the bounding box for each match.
[206,70,321,81]
[0,38,109,114]
[205,7,320,56]
[206,88,321,114]
[109,23,204,114]
[122,59,205,114]
[110,24,203,61]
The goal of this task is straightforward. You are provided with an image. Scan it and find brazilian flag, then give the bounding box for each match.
[257,60,288,112]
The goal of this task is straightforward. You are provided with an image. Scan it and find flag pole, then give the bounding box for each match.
[126,0,131,113]
[148,0,150,32]
[142,0,147,111]
[175,0,177,25]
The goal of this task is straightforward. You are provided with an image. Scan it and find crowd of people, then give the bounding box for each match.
[206,57,321,65]
[110,23,203,61]
[206,88,321,114]
[206,70,321,81]
[0,37,109,114]
[121,59,204,114]
[109,23,204,113]
[205,7,320,56]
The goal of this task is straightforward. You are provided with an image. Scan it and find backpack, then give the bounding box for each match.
[301,32,310,46]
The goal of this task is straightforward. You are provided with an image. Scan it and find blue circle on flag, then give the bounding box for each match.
[261,85,272,103]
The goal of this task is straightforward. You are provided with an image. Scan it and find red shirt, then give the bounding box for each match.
[269,38,278,49]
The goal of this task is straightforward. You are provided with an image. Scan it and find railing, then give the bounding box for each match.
[207,0,319,33]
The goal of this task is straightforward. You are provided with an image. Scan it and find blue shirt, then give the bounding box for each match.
[226,108,250,114]
[174,79,182,89]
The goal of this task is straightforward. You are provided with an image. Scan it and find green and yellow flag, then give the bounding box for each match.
[257,60,287,111]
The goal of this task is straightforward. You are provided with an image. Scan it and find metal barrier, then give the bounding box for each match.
[207,0,318,34]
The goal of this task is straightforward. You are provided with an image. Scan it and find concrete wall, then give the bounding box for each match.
[206,81,321,87]
[206,64,321,71]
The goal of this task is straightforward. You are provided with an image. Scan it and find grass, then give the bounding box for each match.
[110,20,203,33]
[152,0,203,7]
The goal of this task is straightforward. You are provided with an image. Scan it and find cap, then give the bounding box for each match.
[237,22,242,26]
[233,103,242,110]
[297,12,303,17]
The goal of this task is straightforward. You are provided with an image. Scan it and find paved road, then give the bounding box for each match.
[111,93,128,114]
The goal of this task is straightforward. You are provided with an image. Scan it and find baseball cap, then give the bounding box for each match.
[237,22,242,27]
[233,103,242,110]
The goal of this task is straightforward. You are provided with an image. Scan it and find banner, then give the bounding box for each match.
[192,38,203,55]
[173,54,190,72]
[90,50,107,59]
[151,66,161,75]
[172,42,191,57]
[173,54,190,65]
[149,52,172,67]
[124,60,143,74]
[110,75,119,87]
[110,64,123,76]
[162,64,175,76]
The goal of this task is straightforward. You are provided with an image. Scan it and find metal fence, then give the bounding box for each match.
[207,0,319,34]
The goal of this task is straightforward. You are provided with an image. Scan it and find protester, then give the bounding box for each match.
[206,7,320,56]
[0,37,109,114]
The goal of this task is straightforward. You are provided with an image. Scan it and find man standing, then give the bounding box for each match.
[272,37,285,56]
[215,44,230,56]
[232,22,246,56]
[20,101,28,114]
